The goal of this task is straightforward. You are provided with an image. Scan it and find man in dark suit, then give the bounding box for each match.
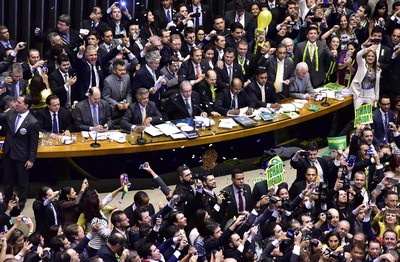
[120,88,163,132]
[48,54,77,109]
[290,141,329,182]
[266,44,295,98]
[160,56,180,92]
[36,94,72,135]
[22,49,47,81]
[1,94,39,211]
[289,166,317,200]
[96,233,126,262]
[294,26,336,87]
[178,47,210,85]
[188,0,214,33]
[235,39,253,80]
[215,47,244,89]
[124,191,157,227]
[220,169,253,221]
[0,26,20,62]
[127,23,146,64]
[225,23,244,49]
[102,60,132,126]
[180,28,197,58]
[110,210,131,249]
[163,81,213,120]
[224,0,253,31]
[371,96,395,146]
[0,63,28,100]
[72,87,112,132]
[74,43,120,101]
[246,68,281,109]
[81,6,108,35]
[370,27,392,91]
[194,69,221,108]
[214,78,255,116]
[132,51,167,108]
[160,34,184,68]
[386,28,400,98]
[105,3,132,37]
[153,0,176,30]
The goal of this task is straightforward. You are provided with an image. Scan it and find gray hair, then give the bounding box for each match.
[179,80,192,91]
[135,88,150,100]
[296,62,308,71]
[10,62,23,73]
[85,45,97,56]
[47,32,60,45]
[145,51,161,64]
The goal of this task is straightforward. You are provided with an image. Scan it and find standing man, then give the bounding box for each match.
[188,0,214,33]
[0,63,28,100]
[371,95,395,146]
[1,94,39,211]
[215,47,244,90]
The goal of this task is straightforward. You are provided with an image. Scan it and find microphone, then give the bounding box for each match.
[320,92,330,107]
[194,104,212,130]
[90,132,101,148]
[137,130,147,145]
[277,93,300,114]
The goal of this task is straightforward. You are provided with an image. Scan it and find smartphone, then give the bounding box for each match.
[311,17,322,22]
[190,12,201,18]
[347,155,356,167]
[139,163,147,169]
[371,38,381,44]
[387,178,399,185]
[321,0,330,8]
[92,7,98,14]
[12,192,17,201]
[300,151,310,157]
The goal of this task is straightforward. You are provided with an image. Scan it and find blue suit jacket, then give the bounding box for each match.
[371,109,395,146]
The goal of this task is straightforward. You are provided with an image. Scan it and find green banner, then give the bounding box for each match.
[354,104,373,127]
[327,136,347,150]
[265,156,285,190]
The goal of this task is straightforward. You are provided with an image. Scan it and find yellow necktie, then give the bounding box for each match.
[141,107,146,125]
[312,161,320,182]
[274,61,282,93]
[309,43,315,61]
[210,85,216,102]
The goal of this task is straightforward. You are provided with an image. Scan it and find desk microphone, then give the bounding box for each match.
[90,132,101,148]
[277,93,299,114]
[137,130,147,145]
[194,104,212,130]
[320,92,330,107]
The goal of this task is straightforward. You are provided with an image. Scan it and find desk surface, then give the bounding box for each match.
[0,97,352,158]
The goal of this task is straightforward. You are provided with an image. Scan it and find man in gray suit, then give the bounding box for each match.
[160,56,180,95]
[289,62,316,99]
[0,63,28,100]
[102,60,132,127]
[72,87,112,132]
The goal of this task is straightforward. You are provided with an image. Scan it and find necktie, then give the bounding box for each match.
[309,43,315,61]
[231,95,236,110]
[152,70,157,82]
[141,107,147,125]
[260,86,266,103]
[91,22,95,29]
[61,33,68,45]
[91,65,97,87]
[6,42,11,48]
[228,66,233,84]
[270,3,274,9]
[274,61,282,92]
[14,81,20,100]
[167,10,172,23]
[185,98,192,116]
[236,12,243,23]
[50,203,58,225]
[52,113,58,134]
[384,112,389,142]
[238,190,244,212]
[210,85,216,102]
[14,114,21,133]
[92,105,99,126]
[312,161,321,182]
[195,8,200,27]
[64,74,71,107]
[195,64,201,78]
[118,78,123,92]
[115,24,120,35]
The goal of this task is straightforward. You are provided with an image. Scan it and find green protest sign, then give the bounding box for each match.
[327,136,347,150]
[354,104,373,127]
[265,156,285,190]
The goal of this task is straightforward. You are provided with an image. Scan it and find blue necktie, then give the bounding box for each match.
[195,8,200,27]
[167,10,171,23]
[52,113,58,134]
[92,105,99,126]
[14,114,21,133]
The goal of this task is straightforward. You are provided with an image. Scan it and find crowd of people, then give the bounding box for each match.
[0,0,400,260]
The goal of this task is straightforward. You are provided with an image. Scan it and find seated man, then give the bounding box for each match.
[289,62,315,99]
[36,94,72,135]
[214,78,255,116]
[120,88,163,132]
[163,80,212,120]
[246,68,280,109]
[72,86,112,132]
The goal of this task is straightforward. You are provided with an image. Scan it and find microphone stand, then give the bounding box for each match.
[277,93,299,114]
[90,132,101,148]
[137,130,147,145]
[320,92,330,107]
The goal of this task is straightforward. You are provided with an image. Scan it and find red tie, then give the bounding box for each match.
[238,190,244,212]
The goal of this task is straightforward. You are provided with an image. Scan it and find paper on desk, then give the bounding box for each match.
[81,131,89,138]
[170,132,187,139]
[219,118,238,129]
[194,116,216,127]
[89,131,109,140]
[279,103,298,112]
[314,88,336,98]
[155,122,181,136]
[227,107,257,117]
[154,75,167,90]
[145,125,164,136]
[108,131,126,141]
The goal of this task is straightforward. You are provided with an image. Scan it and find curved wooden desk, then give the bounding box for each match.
[0,97,352,158]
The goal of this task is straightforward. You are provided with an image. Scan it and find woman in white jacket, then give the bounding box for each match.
[349,45,381,109]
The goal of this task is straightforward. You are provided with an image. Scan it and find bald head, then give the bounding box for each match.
[205,70,217,86]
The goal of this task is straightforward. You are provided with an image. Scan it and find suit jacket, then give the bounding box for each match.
[133,66,166,107]
[234,52,254,80]
[32,199,59,236]
[288,180,307,200]
[289,73,315,99]
[163,91,208,120]
[72,99,112,131]
[214,87,256,115]
[220,184,253,221]
[74,47,120,101]
[48,69,77,108]
[36,107,72,133]
[252,180,269,202]
[81,19,108,34]
[153,7,176,30]
[106,18,130,37]
[246,81,280,108]
[266,56,295,97]
[294,40,334,87]
[96,244,118,262]
[290,156,329,182]
[371,109,395,146]
[38,28,81,54]
[188,4,214,33]
[124,203,156,227]
[120,101,163,131]
[1,108,39,163]
[160,66,179,91]
[102,74,132,118]
[224,10,253,30]
[194,79,221,107]
[215,62,244,89]
[0,71,28,99]
[178,59,211,84]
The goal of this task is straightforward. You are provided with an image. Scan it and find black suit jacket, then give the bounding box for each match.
[120,101,163,131]
[194,79,222,107]
[371,109,395,146]
[164,91,208,120]
[96,244,118,262]
[224,10,253,30]
[1,108,39,163]
[288,180,307,200]
[188,4,214,33]
[81,19,108,35]
[106,18,130,36]
[220,184,253,221]
[215,62,244,89]
[178,59,211,83]
[153,7,176,30]
[32,199,59,236]
[48,69,77,108]
[132,66,167,107]
[36,107,72,133]
[214,87,256,115]
[265,56,295,97]
[252,180,269,202]
[246,81,280,108]
[290,156,329,182]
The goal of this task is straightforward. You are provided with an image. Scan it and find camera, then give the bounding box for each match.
[286,228,300,239]
[288,21,296,26]
[324,211,333,220]
[266,193,278,204]
[311,17,322,23]
[281,197,291,210]
[318,182,328,202]
[309,238,319,247]
[300,151,310,157]
[220,190,231,200]
[192,173,202,180]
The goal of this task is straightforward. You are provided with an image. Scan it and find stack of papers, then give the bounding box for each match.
[144,125,164,137]
[227,107,257,117]
[155,123,181,136]
[219,118,238,129]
